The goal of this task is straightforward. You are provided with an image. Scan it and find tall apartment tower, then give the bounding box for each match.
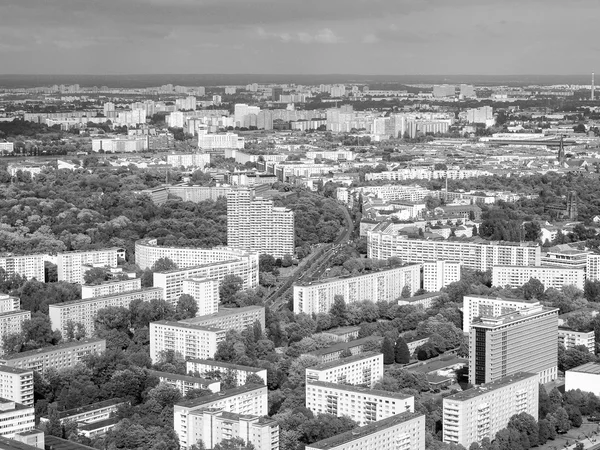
[469,304,559,385]
[566,191,578,220]
[592,72,595,101]
[227,188,294,259]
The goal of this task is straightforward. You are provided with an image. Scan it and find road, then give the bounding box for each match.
[266,197,354,312]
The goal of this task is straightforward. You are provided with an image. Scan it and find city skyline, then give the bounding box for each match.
[1,0,598,75]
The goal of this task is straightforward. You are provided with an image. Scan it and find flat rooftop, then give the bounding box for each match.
[307,380,412,400]
[77,417,119,431]
[473,306,559,328]
[175,384,265,409]
[187,359,264,373]
[54,287,162,307]
[310,352,382,372]
[0,436,40,450]
[148,370,217,385]
[306,412,423,449]
[0,365,32,375]
[295,265,419,287]
[0,339,106,361]
[407,357,467,374]
[445,372,538,401]
[43,435,97,450]
[308,337,383,357]
[151,321,223,333]
[567,362,600,375]
[180,306,264,324]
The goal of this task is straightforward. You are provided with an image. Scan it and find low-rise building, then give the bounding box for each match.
[149,321,224,363]
[317,326,361,343]
[305,412,425,450]
[558,327,595,353]
[174,385,268,450]
[186,408,278,450]
[0,339,106,374]
[0,367,33,406]
[306,381,414,426]
[147,370,220,395]
[306,337,383,364]
[565,362,600,396]
[397,292,442,309]
[305,352,384,388]
[442,372,539,448]
[39,399,126,425]
[78,417,119,439]
[186,359,267,386]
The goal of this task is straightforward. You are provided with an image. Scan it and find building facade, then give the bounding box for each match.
[179,306,265,333]
[0,367,33,406]
[81,278,142,299]
[181,278,220,317]
[186,359,268,386]
[469,305,558,385]
[293,265,420,315]
[565,362,600,396]
[0,311,31,356]
[147,371,220,395]
[305,412,425,450]
[462,295,538,333]
[0,255,45,281]
[57,248,124,284]
[0,339,106,374]
[422,260,462,292]
[149,321,225,363]
[226,188,294,259]
[0,400,35,438]
[443,372,539,448]
[558,327,595,353]
[492,265,585,291]
[305,352,384,388]
[49,288,164,337]
[306,381,414,426]
[367,232,540,272]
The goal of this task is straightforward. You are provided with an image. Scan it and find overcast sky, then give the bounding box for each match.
[0,0,598,75]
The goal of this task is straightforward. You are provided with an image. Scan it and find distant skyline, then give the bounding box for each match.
[1,0,598,75]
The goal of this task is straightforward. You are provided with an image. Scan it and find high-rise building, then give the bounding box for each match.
[466,106,493,124]
[0,255,45,282]
[293,264,420,314]
[306,381,414,426]
[149,321,224,363]
[469,304,558,385]
[422,260,461,292]
[305,352,384,388]
[462,295,537,333]
[460,84,476,98]
[181,278,219,316]
[227,188,294,259]
[305,412,425,450]
[443,372,539,448]
[0,366,33,406]
[56,248,124,284]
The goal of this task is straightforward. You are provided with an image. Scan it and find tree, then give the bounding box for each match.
[394,337,411,364]
[220,275,244,305]
[400,285,411,299]
[538,418,553,444]
[176,294,198,320]
[381,337,395,365]
[539,385,552,418]
[507,412,539,447]
[245,373,265,386]
[552,407,571,433]
[44,403,64,437]
[83,267,110,285]
[584,279,600,302]
[259,254,276,273]
[522,278,545,300]
[146,383,182,408]
[339,348,352,358]
[329,295,348,328]
[214,437,255,450]
[523,221,541,241]
[151,257,178,272]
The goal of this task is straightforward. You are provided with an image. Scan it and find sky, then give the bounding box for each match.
[0,0,598,75]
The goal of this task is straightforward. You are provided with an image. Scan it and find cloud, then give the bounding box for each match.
[257,27,344,44]
[362,24,433,44]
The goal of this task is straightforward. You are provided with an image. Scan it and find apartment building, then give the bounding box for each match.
[135,239,259,273]
[558,327,595,353]
[142,186,232,205]
[305,412,425,450]
[306,381,414,426]
[39,399,126,425]
[293,265,421,315]
[469,305,558,385]
[587,253,600,281]
[49,287,164,337]
[0,311,31,356]
[57,248,124,284]
[443,372,539,448]
[317,326,361,343]
[166,153,211,169]
[0,254,45,281]
[182,278,219,316]
[356,185,431,202]
[397,292,442,309]
[422,260,462,292]
[367,229,540,272]
[174,384,268,450]
[149,321,225,363]
[147,370,220,395]
[462,295,538,333]
[186,408,279,450]
[179,306,265,333]
[542,247,588,270]
[0,339,106,374]
[186,359,268,386]
[565,362,600,396]
[492,265,585,290]
[0,399,35,438]
[0,295,20,313]
[227,188,294,259]
[306,337,384,364]
[0,367,33,406]
[305,352,384,388]
[81,278,142,299]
